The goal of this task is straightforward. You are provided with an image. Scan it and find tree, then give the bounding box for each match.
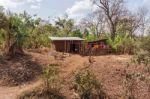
[116,7,149,37]
[71,29,83,38]
[92,0,126,39]
[0,7,9,54]
[80,10,106,38]
[127,7,149,37]
[26,23,56,48]
[0,6,9,33]
[4,11,37,56]
[55,16,74,36]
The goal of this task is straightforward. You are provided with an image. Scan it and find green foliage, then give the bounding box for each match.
[0,10,85,53]
[73,70,107,99]
[24,24,52,48]
[18,88,65,99]
[71,29,83,38]
[17,64,65,99]
[15,12,37,48]
[107,33,136,54]
[140,34,150,51]
[85,34,97,41]
[0,11,38,55]
[125,49,150,98]
[132,49,150,73]
[55,16,74,37]
[0,33,6,47]
[116,18,133,36]
[129,35,150,98]
[82,28,97,41]
[43,64,61,92]
[132,34,150,73]
[0,30,6,47]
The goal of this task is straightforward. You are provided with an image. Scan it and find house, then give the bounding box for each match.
[85,39,111,55]
[49,37,85,54]
[87,39,108,48]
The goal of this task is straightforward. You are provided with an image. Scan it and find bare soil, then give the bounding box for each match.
[0,50,149,99]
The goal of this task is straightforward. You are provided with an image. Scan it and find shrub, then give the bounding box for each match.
[129,45,150,98]
[107,33,136,54]
[18,87,65,99]
[124,71,142,99]
[0,29,6,54]
[42,64,62,92]
[140,35,150,52]
[132,49,150,73]
[73,70,108,99]
[18,64,65,99]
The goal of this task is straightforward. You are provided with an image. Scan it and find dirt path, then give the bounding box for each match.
[0,80,42,99]
[61,55,88,78]
[0,53,88,99]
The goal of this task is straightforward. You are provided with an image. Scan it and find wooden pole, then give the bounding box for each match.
[79,42,81,54]
[65,40,66,53]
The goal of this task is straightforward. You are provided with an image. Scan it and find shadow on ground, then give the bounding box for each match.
[0,53,43,86]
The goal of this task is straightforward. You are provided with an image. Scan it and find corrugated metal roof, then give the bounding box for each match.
[49,37,85,41]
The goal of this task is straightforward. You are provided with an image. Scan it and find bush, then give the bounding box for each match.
[0,29,6,54]
[129,39,150,98]
[73,70,108,99]
[18,64,65,99]
[140,35,150,52]
[18,87,65,99]
[42,64,62,93]
[107,33,136,54]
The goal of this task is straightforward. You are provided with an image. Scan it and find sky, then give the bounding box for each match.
[0,0,149,21]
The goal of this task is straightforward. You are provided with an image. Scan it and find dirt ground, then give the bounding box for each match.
[0,51,88,99]
[0,51,149,99]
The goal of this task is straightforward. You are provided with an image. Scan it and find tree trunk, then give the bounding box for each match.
[111,25,116,40]
[108,16,116,40]
[6,41,24,56]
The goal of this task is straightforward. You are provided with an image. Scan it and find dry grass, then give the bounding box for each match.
[0,54,43,86]
[0,50,149,99]
[18,86,65,99]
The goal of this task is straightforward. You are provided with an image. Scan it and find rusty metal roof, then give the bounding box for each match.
[49,37,85,41]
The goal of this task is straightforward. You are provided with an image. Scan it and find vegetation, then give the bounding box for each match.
[107,33,136,54]
[123,33,150,99]
[18,64,65,99]
[1,0,150,98]
[73,70,108,99]
[0,0,149,56]
[42,64,61,92]
[0,9,82,57]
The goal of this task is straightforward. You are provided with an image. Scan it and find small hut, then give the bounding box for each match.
[85,39,111,55]
[49,37,85,54]
[87,39,108,48]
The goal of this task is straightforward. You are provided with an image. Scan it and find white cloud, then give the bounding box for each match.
[66,0,94,18]
[30,3,40,9]
[66,0,98,24]
[0,0,43,9]
[0,0,24,8]
[27,0,43,9]
[30,5,40,9]
[27,0,42,3]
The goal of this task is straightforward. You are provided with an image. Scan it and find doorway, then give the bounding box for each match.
[70,43,79,53]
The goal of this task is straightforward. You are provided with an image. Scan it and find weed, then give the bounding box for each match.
[73,70,108,99]
[18,63,65,99]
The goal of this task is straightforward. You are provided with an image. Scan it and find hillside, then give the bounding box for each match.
[0,51,149,99]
